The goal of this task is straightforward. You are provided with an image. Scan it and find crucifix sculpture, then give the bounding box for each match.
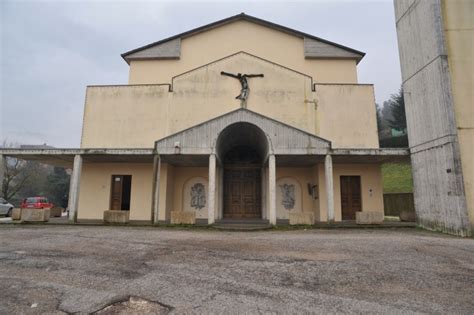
[221,71,264,101]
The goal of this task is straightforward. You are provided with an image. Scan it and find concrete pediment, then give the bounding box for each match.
[155,109,331,157]
[122,13,364,64]
[171,51,314,92]
[123,38,180,61]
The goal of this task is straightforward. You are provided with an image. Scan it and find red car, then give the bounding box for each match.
[21,197,53,209]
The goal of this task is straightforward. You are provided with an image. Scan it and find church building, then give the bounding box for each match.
[0,13,408,226]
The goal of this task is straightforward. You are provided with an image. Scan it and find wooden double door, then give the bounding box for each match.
[340,176,362,220]
[224,168,261,219]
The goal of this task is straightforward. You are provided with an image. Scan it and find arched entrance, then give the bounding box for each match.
[216,122,269,220]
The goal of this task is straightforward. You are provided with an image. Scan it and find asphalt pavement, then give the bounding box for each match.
[0,225,473,314]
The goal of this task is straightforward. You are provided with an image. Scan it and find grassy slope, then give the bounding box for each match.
[382,163,414,193]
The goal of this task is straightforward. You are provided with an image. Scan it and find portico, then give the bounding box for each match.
[152,108,332,225]
[0,139,408,226]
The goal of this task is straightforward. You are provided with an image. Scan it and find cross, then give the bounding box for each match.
[220,71,264,101]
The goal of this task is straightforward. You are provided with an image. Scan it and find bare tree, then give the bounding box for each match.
[1,158,31,200]
[0,141,37,201]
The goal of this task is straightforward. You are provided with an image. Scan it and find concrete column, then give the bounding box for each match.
[0,154,4,197]
[261,167,267,219]
[268,154,276,225]
[208,154,216,224]
[325,154,335,223]
[68,154,83,223]
[151,155,161,224]
[218,166,224,220]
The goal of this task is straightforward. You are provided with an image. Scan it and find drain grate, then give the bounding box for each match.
[95,296,170,314]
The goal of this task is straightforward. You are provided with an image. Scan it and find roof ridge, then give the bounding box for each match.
[121,13,365,64]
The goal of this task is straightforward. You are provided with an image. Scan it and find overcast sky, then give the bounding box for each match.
[1,0,401,148]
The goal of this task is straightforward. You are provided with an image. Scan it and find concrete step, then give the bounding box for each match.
[213,222,272,231]
[213,225,272,231]
[215,219,269,225]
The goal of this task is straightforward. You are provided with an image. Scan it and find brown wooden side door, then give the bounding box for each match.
[224,169,261,219]
[340,176,362,220]
[110,175,123,210]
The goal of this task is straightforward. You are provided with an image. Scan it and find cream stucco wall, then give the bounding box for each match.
[157,162,180,221]
[310,165,321,219]
[318,163,384,222]
[128,20,358,85]
[172,167,208,219]
[77,163,153,221]
[276,167,319,220]
[165,164,175,220]
[76,163,382,223]
[443,0,474,225]
[315,84,379,148]
[81,85,170,148]
[82,53,378,149]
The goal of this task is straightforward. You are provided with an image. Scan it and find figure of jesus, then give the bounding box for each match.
[221,71,264,101]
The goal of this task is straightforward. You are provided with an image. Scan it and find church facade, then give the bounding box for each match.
[0,14,409,225]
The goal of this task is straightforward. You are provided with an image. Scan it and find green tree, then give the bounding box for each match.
[46,167,70,208]
[387,88,407,132]
[375,103,383,132]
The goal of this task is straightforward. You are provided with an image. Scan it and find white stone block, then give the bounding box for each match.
[12,208,22,220]
[103,210,130,224]
[171,211,196,225]
[289,212,315,225]
[356,211,384,224]
[21,208,50,222]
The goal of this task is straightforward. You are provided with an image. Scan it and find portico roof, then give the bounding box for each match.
[153,109,410,165]
[330,148,410,163]
[155,108,332,159]
[0,147,410,168]
[0,148,155,168]
[276,148,410,166]
[0,114,410,168]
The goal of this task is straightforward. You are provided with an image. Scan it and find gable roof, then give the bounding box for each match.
[155,108,331,157]
[122,13,365,64]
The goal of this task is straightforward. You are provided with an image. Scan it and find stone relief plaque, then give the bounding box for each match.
[190,183,206,210]
[280,184,295,210]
